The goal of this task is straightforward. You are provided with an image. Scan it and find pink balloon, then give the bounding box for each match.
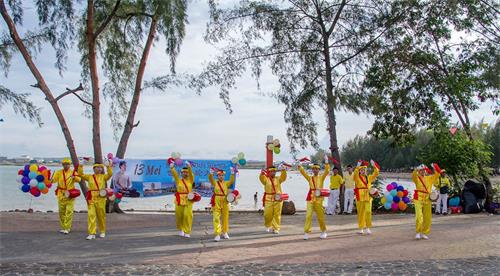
[107,153,114,159]
[386,184,393,192]
[391,202,399,211]
[175,158,183,166]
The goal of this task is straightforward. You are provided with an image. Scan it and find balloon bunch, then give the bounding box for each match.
[16,164,52,197]
[106,153,123,166]
[231,152,247,166]
[167,152,183,166]
[381,182,410,212]
[105,188,123,204]
[267,139,281,154]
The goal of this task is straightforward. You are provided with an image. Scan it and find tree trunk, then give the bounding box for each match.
[1,1,86,195]
[322,33,344,213]
[115,17,158,159]
[86,0,103,163]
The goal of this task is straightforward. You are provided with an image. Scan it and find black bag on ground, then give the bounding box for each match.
[463,191,481,213]
[463,180,486,199]
[462,180,486,214]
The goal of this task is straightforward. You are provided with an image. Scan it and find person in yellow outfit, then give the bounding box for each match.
[298,156,330,240]
[51,158,80,234]
[343,165,355,214]
[353,160,380,235]
[326,167,343,215]
[208,167,235,242]
[434,170,451,215]
[77,162,112,240]
[170,161,195,238]
[259,165,287,234]
[412,164,441,240]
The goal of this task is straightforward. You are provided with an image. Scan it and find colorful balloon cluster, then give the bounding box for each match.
[381,182,410,212]
[267,139,281,154]
[106,153,123,166]
[231,152,247,166]
[16,164,52,197]
[105,188,124,204]
[170,152,184,166]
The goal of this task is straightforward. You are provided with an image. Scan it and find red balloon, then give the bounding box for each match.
[30,187,41,196]
[115,192,123,199]
[18,169,24,175]
[403,190,409,197]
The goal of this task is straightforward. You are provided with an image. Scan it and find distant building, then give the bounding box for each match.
[0,156,7,161]
[14,155,31,163]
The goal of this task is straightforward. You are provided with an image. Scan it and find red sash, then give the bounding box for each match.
[211,181,226,207]
[175,179,191,205]
[413,176,429,200]
[354,174,368,201]
[262,177,277,207]
[85,175,101,204]
[55,170,70,196]
[306,176,317,201]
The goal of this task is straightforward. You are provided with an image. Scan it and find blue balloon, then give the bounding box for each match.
[21,176,30,185]
[393,196,400,203]
[390,189,397,197]
[397,186,405,191]
[28,172,37,179]
[24,164,30,171]
[21,184,30,193]
[402,196,410,203]
[384,202,392,210]
[23,169,30,177]
[385,194,393,202]
[36,175,45,182]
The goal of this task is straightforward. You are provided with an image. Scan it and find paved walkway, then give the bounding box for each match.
[1,212,499,274]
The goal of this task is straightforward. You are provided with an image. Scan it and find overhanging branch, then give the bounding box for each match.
[54,83,92,106]
[94,0,122,39]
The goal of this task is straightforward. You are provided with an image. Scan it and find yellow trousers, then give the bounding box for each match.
[58,197,75,231]
[304,201,326,233]
[356,200,372,229]
[175,203,193,234]
[264,200,283,231]
[213,203,230,235]
[87,197,106,235]
[414,200,432,234]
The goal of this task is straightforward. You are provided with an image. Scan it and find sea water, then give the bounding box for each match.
[0,166,414,212]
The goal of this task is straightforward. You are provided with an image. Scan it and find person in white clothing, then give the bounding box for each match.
[343,165,355,214]
[326,167,343,215]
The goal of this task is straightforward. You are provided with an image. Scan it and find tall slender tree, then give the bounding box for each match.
[191,0,399,212]
[191,0,397,164]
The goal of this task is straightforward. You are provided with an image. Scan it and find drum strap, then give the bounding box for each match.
[359,174,368,189]
[181,179,191,193]
[418,176,429,193]
[216,181,226,196]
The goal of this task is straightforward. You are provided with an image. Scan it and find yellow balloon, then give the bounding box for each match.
[29,164,38,172]
[381,197,386,204]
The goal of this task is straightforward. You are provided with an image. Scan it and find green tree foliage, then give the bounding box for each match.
[78,0,188,139]
[0,85,42,126]
[339,122,499,174]
[192,0,398,166]
[363,0,499,142]
[419,128,492,186]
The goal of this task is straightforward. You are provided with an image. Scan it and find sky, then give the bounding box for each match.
[0,1,497,161]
